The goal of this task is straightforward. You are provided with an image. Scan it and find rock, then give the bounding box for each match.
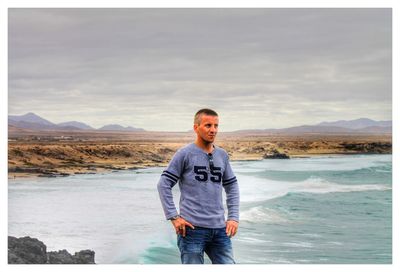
[8,251,26,264]
[340,142,392,153]
[9,166,43,174]
[74,250,96,264]
[37,172,70,178]
[47,249,75,264]
[8,236,47,264]
[8,236,95,264]
[263,149,290,159]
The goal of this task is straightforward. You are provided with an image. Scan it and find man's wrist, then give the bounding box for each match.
[169,215,180,221]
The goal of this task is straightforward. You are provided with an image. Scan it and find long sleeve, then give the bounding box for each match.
[157,149,185,220]
[222,155,240,222]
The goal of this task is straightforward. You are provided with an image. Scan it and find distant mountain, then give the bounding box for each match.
[240,125,357,134]
[125,126,145,132]
[9,112,55,127]
[9,113,145,132]
[8,113,58,130]
[8,124,34,133]
[8,113,83,131]
[9,113,389,134]
[281,125,391,134]
[355,126,392,133]
[235,126,391,134]
[280,125,353,134]
[57,121,94,130]
[98,124,145,131]
[317,118,392,129]
[233,118,392,134]
[8,120,55,130]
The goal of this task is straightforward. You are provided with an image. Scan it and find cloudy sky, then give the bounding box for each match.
[8,8,392,132]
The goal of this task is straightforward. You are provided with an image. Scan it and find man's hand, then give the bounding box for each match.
[171,217,195,237]
[226,220,239,238]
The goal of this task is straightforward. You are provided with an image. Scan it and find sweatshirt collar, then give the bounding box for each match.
[192,142,216,155]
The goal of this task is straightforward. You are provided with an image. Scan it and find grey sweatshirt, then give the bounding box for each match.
[157,143,240,228]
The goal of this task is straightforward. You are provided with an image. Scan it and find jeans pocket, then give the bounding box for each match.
[179,228,205,254]
[216,228,233,246]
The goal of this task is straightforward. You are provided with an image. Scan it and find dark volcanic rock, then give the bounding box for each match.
[37,172,70,178]
[47,249,75,264]
[340,142,392,153]
[8,236,47,264]
[47,249,95,264]
[8,236,95,264]
[263,149,290,159]
[73,250,96,264]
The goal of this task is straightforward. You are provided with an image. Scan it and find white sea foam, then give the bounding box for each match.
[293,178,391,194]
[240,206,289,223]
[239,175,391,203]
[238,176,391,223]
[327,241,343,246]
[297,233,322,238]
[282,241,314,248]
[236,236,272,244]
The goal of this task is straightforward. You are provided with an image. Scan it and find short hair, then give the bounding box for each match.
[194,108,218,125]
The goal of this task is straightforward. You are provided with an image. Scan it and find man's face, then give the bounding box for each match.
[194,114,219,144]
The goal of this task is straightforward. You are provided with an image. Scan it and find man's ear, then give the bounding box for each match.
[193,124,198,132]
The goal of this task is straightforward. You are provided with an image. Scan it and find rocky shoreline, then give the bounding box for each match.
[8,236,95,264]
[8,136,392,178]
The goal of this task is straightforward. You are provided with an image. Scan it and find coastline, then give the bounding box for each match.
[8,153,391,180]
[8,135,392,179]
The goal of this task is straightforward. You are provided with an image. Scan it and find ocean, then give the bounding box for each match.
[8,154,392,264]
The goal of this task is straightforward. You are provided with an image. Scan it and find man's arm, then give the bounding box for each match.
[157,149,194,237]
[157,169,180,220]
[222,154,240,237]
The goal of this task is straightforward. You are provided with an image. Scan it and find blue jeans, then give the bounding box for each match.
[177,226,235,264]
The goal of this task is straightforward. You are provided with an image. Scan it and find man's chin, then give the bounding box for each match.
[207,137,216,143]
[202,137,215,144]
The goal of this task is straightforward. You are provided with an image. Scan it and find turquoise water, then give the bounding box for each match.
[8,154,392,264]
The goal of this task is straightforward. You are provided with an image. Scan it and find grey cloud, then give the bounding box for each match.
[8,8,391,131]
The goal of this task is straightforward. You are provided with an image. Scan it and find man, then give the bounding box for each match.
[157,108,240,264]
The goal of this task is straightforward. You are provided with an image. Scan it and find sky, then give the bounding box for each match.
[8,8,392,132]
